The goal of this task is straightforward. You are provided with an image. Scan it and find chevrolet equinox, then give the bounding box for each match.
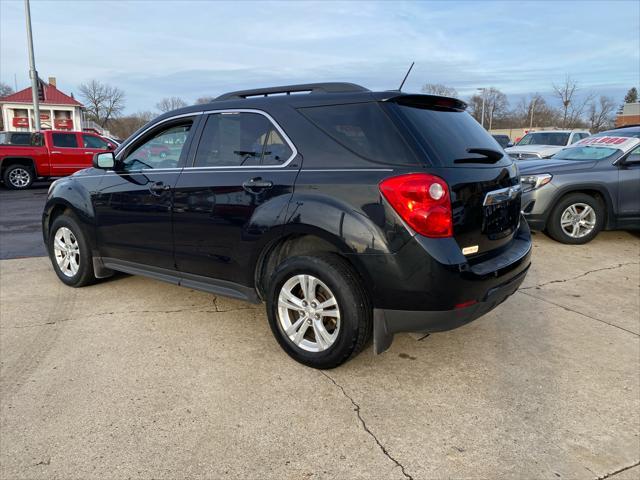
[43,83,532,369]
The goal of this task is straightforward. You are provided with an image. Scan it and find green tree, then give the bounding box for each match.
[623,87,638,104]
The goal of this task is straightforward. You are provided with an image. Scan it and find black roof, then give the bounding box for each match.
[151,82,468,125]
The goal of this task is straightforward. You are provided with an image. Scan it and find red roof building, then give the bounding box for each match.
[0,77,84,132]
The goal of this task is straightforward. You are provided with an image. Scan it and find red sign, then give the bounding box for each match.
[12,117,29,127]
[40,113,50,120]
[54,118,73,129]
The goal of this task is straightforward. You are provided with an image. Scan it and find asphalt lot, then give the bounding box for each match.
[0,187,639,479]
[0,182,50,259]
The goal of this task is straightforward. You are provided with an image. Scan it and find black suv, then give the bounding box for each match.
[43,83,531,368]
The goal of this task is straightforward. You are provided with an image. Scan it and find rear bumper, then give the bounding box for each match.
[372,264,528,353]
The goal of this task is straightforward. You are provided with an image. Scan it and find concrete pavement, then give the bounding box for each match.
[0,231,638,479]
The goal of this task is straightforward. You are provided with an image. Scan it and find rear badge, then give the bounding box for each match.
[462,245,479,255]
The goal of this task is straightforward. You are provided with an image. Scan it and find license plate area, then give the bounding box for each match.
[482,195,521,239]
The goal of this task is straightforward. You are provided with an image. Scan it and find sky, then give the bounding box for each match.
[1,0,638,114]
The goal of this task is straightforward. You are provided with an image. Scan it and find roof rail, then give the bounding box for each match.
[215,82,369,101]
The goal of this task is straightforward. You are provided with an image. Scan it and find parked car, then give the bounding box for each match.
[0,130,116,189]
[42,82,531,368]
[520,126,640,244]
[492,134,512,148]
[506,129,591,160]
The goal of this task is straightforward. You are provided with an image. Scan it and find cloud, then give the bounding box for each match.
[1,0,637,112]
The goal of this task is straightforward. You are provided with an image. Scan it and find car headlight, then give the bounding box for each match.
[520,173,552,193]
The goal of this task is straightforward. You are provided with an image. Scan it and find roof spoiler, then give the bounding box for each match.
[216,82,369,101]
[385,93,467,111]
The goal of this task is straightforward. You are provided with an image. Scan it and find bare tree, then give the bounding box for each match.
[108,111,156,139]
[156,96,187,113]
[587,96,616,132]
[484,88,508,130]
[514,94,559,128]
[467,94,484,124]
[0,82,14,97]
[551,76,592,128]
[421,83,458,97]
[79,79,126,127]
[195,96,216,105]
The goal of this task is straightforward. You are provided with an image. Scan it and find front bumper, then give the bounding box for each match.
[372,264,529,353]
[521,183,558,230]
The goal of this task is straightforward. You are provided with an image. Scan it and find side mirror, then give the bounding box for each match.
[507,142,514,148]
[93,151,115,169]
[106,144,115,150]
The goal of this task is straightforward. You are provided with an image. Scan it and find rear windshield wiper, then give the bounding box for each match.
[454,148,504,164]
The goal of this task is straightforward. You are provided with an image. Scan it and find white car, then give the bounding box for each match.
[506,130,591,160]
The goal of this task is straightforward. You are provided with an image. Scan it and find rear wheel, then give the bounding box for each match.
[547,193,604,244]
[266,254,371,369]
[48,213,96,287]
[3,164,34,190]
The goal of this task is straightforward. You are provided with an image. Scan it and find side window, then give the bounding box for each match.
[627,146,640,163]
[194,112,292,167]
[52,133,78,148]
[83,134,109,149]
[122,121,193,171]
[299,102,417,164]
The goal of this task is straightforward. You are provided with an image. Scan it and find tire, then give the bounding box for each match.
[48,213,96,287]
[3,164,34,190]
[546,193,604,244]
[266,254,371,369]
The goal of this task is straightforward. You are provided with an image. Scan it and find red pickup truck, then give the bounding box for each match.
[0,130,116,190]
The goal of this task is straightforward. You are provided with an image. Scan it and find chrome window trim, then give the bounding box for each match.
[117,109,298,170]
[191,108,299,169]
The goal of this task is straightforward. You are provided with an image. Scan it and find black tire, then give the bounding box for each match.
[266,254,371,369]
[546,193,604,244]
[48,213,96,287]
[3,164,34,190]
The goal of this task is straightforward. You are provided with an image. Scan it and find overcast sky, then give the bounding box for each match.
[1,0,638,113]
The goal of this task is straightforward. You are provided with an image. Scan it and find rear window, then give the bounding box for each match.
[517,132,570,146]
[392,104,510,167]
[298,102,417,165]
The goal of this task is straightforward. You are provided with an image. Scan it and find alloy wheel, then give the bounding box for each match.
[277,274,341,352]
[8,167,31,188]
[560,202,596,239]
[53,227,80,277]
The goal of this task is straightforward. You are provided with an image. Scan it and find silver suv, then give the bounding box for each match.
[506,130,591,160]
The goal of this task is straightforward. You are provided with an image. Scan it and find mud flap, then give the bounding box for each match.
[373,309,394,354]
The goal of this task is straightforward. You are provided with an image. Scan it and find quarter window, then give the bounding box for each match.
[123,122,192,171]
[299,102,417,165]
[83,134,109,149]
[52,133,78,148]
[194,112,293,167]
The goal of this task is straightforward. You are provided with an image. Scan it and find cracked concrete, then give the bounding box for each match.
[1,231,639,479]
[321,371,414,480]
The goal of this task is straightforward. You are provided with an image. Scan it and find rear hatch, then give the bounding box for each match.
[385,95,521,256]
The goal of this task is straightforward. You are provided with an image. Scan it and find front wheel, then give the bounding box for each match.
[266,254,371,369]
[546,193,604,244]
[48,213,96,287]
[3,164,34,190]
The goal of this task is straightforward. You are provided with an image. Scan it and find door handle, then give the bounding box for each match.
[149,182,171,194]
[242,177,273,192]
[51,151,61,154]
[84,151,95,155]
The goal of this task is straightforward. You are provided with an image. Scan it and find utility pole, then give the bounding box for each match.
[529,97,537,130]
[477,88,486,128]
[24,0,40,131]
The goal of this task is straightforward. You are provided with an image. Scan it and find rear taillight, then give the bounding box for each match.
[379,173,453,238]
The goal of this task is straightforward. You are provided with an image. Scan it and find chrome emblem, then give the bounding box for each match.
[483,184,522,206]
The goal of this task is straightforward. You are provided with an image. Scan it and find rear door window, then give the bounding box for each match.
[52,133,78,148]
[83,134,109,149]
[298,102,417,165]
[194,112,293,167]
